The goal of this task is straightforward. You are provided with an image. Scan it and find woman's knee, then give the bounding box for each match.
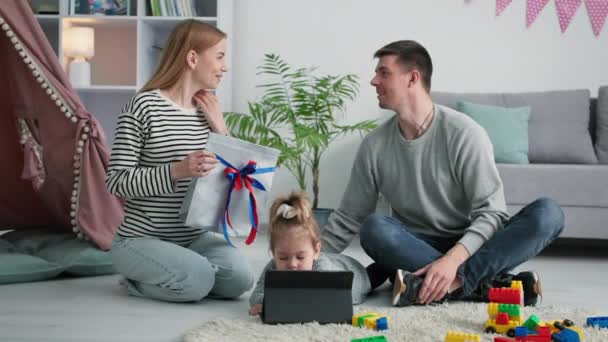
[209,258,255,299]
[221,261,255,299]
[175,262,216,302]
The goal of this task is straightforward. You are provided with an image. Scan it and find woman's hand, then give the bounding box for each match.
[194,90,227,135]
[249,304,263,316]
[170,150,218,181]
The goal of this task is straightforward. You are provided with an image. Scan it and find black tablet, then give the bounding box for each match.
[261,270,354,325]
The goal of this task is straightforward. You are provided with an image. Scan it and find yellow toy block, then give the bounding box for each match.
[487,303,522,321]
[445,330,481,342]
[485,318,522,337]
[510,280,523,290]
[353,312,379,327]
[352,312,390,330]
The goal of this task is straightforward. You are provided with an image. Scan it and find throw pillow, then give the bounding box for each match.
[457,101,531,164]
[37,238,115,276]
[0,253,65,284]
[2,229,115,277]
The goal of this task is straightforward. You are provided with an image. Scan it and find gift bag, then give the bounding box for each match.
[179,133,280,246]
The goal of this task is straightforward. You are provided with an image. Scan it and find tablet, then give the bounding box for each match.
[261,270,354,324]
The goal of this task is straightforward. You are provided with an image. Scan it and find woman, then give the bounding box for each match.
[106,19,254,302]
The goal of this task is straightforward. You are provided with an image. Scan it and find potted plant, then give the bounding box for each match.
[225,54,377,226]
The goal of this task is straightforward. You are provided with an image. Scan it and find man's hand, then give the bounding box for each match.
[414,243,470,304]
[249,304,263,316]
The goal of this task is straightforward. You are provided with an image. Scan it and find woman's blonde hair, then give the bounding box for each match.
[268,192,320,252]
[139,19,226,93]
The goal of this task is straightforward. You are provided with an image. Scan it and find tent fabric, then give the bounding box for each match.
[0,2,123,250]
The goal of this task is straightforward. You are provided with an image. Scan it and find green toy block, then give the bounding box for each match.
[499,303,522,317]
[523,314,541,331]
[351,336,388,342]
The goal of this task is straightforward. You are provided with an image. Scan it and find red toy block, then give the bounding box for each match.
[489,288,523,305]
[497,312,510,325]
[494,337,515,342]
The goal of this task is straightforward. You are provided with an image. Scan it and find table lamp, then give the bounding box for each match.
[63,27,95,86]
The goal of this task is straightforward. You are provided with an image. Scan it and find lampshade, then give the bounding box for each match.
[63,27,95,59]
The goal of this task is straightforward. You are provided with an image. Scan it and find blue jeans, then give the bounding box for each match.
[110,232,255,302]
[360,197,564,297]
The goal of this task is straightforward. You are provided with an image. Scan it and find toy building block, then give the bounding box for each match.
[510,280,523,290]
[489,288,524,306]
[552,328,581,342]
[587,316,608,329]
[523,314,542,332]
[494,338,515,342]
[375,317,388,331]
[444,330,481,342]
[485,312,523,337]
[565,326,585,341]
[514,326,551,342]
[515,327,529,337]
[352,312,390,331]
[489,303,523,320]
[351,336,388,342]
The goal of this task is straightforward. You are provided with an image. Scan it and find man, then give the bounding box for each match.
[321,40,565,307]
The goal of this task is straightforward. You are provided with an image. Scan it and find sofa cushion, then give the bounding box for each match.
[497,164,608,207]
[433,90,598,164]
[596,86,608,163]
[457,101,530,164]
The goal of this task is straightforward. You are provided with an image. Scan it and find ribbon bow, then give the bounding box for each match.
[216,154,275,246]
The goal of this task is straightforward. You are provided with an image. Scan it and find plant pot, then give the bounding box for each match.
[312,208,334,232]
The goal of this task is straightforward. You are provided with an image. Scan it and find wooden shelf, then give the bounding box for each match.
[34,0,233,145]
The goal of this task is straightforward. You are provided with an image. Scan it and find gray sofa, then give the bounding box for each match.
[432,87,608,240]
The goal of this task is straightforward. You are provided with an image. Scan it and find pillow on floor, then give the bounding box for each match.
[457,101,531,164]
[0,229,115,283]
[0,253,65,284]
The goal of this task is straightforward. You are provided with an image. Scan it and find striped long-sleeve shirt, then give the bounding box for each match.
[106,89,210,245]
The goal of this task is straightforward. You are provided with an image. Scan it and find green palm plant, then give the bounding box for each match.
[225,54,377,209]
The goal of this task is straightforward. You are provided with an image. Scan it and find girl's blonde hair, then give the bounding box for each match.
[268,192,320,251]
[139,19,226,93]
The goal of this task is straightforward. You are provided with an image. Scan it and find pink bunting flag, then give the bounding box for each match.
[526,0,550,27]
[556,0,583,32]
[496,0,513,16]
[585,0,608,36]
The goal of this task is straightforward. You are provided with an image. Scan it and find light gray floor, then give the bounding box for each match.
[1,235,607,342]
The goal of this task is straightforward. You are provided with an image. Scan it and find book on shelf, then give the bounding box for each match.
[149,0,197,17]
[72,0,131,16]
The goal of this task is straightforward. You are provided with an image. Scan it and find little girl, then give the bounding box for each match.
[248,192,371,316]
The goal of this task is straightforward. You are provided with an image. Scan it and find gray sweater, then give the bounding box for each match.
[249,253,371,306]
[321,105,510,256]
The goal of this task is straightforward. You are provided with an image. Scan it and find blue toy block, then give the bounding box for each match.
[515,326,528,337]
[587,316,608,329]
[552,328,580,342]
[376,317,388,331]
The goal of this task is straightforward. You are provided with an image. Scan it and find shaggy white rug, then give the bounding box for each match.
[183,302,608,342]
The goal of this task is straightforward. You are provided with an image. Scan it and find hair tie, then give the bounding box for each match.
[277,203,297,219]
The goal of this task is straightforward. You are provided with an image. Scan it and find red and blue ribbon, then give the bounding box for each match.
[216,154,275,246]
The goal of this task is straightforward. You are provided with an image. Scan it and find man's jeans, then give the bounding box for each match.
[360,197,565,297]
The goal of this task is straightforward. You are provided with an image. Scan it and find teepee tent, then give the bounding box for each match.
[0,1,122,250]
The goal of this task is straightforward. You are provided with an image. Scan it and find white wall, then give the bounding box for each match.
[231,0,608,211]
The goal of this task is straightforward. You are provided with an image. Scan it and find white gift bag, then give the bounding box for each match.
[179,133,280,245]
